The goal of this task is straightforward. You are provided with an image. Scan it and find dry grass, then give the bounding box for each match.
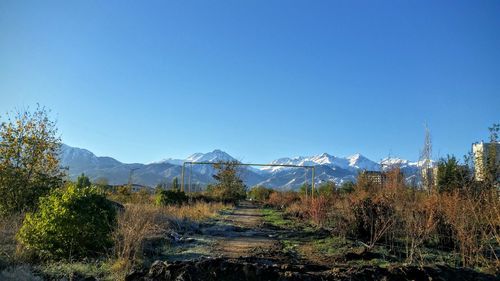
[306,196,329,227]
[111,201,230,277]
[440,190,500,268]
[0,213,24,266]
[269,168,500,270]
[267,191,300,210]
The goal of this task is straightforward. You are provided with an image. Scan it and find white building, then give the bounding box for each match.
[472,141,500,181]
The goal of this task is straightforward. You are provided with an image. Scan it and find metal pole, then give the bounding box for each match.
[311,166,315,199]
[304,169,308,200]
[188,163,192,193]
[181,163,185,192]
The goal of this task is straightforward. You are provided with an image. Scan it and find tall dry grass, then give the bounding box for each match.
[269,168,500,269]
[0,213,24,265]
[111,201,230,276]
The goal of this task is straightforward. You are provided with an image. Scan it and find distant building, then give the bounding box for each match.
[472,141,500,181]
[360,169,406,187]
[131,184,155,193]
[361,170,384,185]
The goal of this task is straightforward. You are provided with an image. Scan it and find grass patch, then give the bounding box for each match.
[312,236,351,256]
[261,208,296,229]
[36,261,112,280]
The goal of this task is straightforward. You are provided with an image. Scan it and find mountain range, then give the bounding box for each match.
[60,144,425,189]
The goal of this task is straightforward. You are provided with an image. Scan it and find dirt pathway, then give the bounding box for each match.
[209,201,280,259]
[163,201,284,262]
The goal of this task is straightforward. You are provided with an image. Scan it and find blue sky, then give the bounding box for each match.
[1,0,499,164]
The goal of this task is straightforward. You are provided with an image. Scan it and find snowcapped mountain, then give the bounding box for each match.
[59,145,423,189]
[153,149,236,166]
[261,152,380,173]
[186,149,236,163]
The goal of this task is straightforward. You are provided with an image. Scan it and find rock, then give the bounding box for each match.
[179,237,195,243]
[124,268,146,281]
[168,231,181,242]
[149,260,169,278]
[68,272,98,281]
[125,257,498,281]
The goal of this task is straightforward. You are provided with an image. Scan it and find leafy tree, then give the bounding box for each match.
[299,183,312,195]
[485,124,499,188]
[206,161,246,202]
[0,106,64,216]
[317,181,336,196]
[339,181,355,194]
[171,177,180,190]
[436,155,471,193]
[76,173,91,189]
[248,185,274,201]
[17,183,116,260]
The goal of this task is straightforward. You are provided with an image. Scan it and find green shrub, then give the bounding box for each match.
[248,186,274,201]
[17,184,116,260]
[155,189,188,206]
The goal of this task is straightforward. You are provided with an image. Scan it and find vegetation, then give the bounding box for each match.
[436,155,470,193]
[17,183,117,260]
[0,106,497,279]
[76,173,92,189]
[206,161,247,202]
[155,189,188,206]
[248,185,274,201]
[264,162,500,271]
[485,124,499,188]
[111,201,230,278]
[316,181,336,197]
[0,106,64,216]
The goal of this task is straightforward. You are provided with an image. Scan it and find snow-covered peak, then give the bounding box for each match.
[347,153,380,171]
[186,149,236,163]
[260,152,381,173]
[151,158,184,165]
[381,157,410,167]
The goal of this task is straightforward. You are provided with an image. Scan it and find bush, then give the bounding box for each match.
[155,189,188,206]
[266,191,300,209]
[351,196,397,248]
[17,184,117,260]
[307,196,329,227]
[248,186,274,201]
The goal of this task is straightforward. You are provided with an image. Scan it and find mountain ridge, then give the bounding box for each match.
[60,144,425,189]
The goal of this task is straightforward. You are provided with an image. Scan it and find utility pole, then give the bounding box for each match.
[128,167,140,189]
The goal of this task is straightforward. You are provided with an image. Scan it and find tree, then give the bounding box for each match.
[0,106,64,216]
[485,124,499,188]
[76,173,91,189]
[436,155,471,193]
[339,181,355,194]
[171,177,180,191]
[317,181,336,197]
[206,161,246,202]
[299,183,312,196]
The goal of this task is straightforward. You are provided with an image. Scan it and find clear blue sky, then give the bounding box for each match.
[1,0,499,164]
